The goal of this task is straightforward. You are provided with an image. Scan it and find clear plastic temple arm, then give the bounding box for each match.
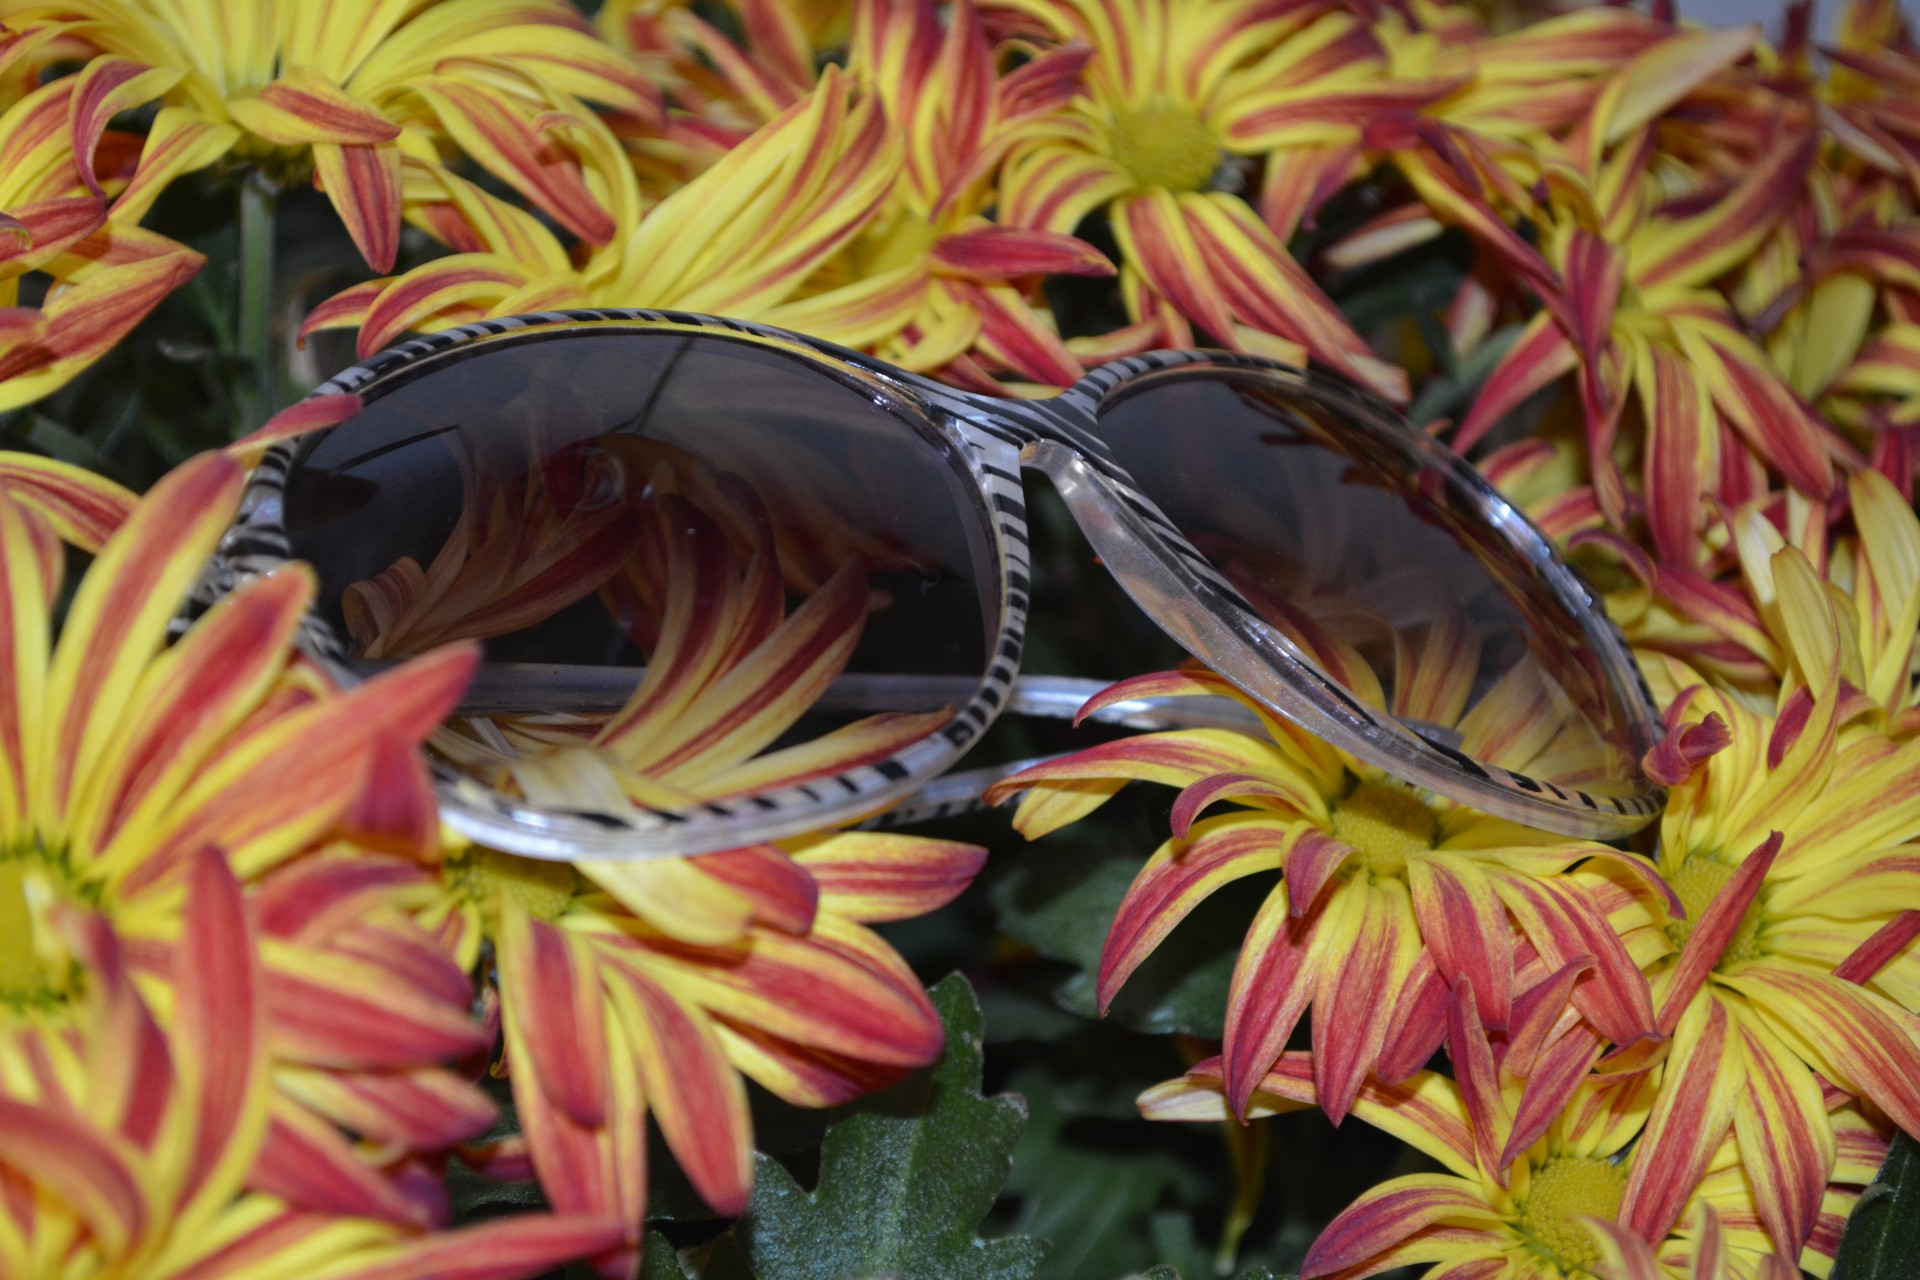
[356,660,1265,733]
[349,660,1262,827]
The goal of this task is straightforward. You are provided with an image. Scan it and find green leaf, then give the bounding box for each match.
[1832,1130,1920,1280]
[640,1232,695,1280]
[727,974,1048,1280]
[1001,1065,1201,1279]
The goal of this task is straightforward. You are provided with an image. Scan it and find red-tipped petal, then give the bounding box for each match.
[0,1095,146,1254]
[173,846,266,1215]
[1642,711,1730,786]
[1731,1018,1835,1258]
[1301,1175,1502,1279]
[68,58,184,197]
[1619,994,1740,1243]
[787,832,985,923]
[608,963,753,1216]
[1655,832,1781,1035]
[1410,855,1513,1031]
[314,142,402,273]
[1222,875,1357,1118]
[498,905,609,1130]
[930,224,1112,280]
[1097,816,1291,1010]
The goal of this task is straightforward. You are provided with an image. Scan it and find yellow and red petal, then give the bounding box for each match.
[636,927,941,1068]
[1656,833,1781,1034]
[1300,1172,1503,1280]
[1099,813,1293,1008]
[994,729,1326,840]
[312,1215,629,1280]
[0,1092,147,1256]
[228,68,402,147]
[1495,873,1658,1050]
[0,249,204,414]
[786,831,986,923]
[605,961,753,1215]
[1724,966,1920,1139]
[37,452,242,829]
[1222,873,1361,1119]
[248,1100,434,1226]
[1619,994,1741,1244]
[119,643,477,888]
[0,196,105,274]
[1408,853,1514,1032]
[930,225,1112,281]
[1454,311,1578,454]
[313,142,403,273]
[171,847,269,1225]
[1311,877,1422,1126]
[110,107,240,227]
[70,566,314,862]
[1732,1017,1837,1258]
[684,845,818,936]
[497,903,610,1130]
[0,451,134,551]
[260,937,489,1071]
[412,80,613,247]
[67,57,185,198]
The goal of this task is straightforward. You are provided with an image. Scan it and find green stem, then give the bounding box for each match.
[236,178,277,435]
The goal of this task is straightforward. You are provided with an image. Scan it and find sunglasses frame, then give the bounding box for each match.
[202,308,1665,860]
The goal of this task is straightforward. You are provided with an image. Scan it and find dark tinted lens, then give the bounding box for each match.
[1093,368,1649,801]
[283,328,997,813]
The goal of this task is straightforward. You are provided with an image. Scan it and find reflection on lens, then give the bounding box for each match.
[283,328,998,830]
[1093,369,1654,805]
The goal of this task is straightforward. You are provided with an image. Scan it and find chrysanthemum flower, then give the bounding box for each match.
[0,846,624,1279]
[429,826,980,1277]
[792,0,1112,391]
[305,68,904,358]
[986,0,1443,400]
[0,72,204,412]
[0,0,653,270]
[1608,468,1920,726]
[0,447,512,1224]
[330,451,986,1273]
[986,632,1670,1127]
[1610,546,1920,1260]
[1139,1027,1888,1280]
[1452,37,1838,565]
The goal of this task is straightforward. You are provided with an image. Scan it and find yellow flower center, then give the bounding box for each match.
[1665,854,1764,967]
[1331,781,1438,876]
[449,847,578,922]
[1108,101,1222,193]
[1514,1156,1627,1274]
[0,856,84,1017]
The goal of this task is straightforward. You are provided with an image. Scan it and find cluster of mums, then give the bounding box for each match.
[0,0,1917,1278]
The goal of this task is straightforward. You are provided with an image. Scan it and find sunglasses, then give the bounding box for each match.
[206,309,1665,861]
